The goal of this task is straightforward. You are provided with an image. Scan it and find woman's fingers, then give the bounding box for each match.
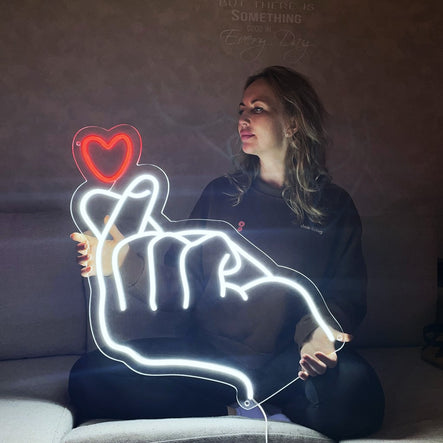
[77,253,90,265]
[71,233,88,260]
[76,242,88,256]
[315,351,338,368]
[298,370,309,381]
[80,265,93,278]
[70,219,126,278]
[71,232,94,276]
[70,232,86,243]
[335,331,353,343]
[299,351,338,379]
[71,232,93,251]
[300,354,328,376]
[298,328,351,381]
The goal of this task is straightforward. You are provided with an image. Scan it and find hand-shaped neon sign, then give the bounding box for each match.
[70,125,342,410]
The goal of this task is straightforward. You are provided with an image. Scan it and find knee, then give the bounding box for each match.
[334,352,385,438]
[68,352,109,408]
[306,350,385,439]
[68,354,93,408]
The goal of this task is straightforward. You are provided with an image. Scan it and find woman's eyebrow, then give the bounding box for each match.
[239,98,268,107]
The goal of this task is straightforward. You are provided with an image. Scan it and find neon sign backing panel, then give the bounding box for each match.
[70,125,343,410]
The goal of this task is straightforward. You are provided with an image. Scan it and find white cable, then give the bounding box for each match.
[256,403,269,443]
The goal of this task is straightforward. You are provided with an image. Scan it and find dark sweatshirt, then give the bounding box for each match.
[121,175,367,370]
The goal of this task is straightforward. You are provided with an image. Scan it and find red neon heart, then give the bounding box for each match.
[81,133,133,183]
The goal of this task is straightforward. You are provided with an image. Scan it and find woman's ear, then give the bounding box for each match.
[285,121,298,137]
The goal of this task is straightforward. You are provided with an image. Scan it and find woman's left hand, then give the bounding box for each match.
[298,327,352,380]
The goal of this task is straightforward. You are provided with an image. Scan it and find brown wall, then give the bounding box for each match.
[1,0,442,253]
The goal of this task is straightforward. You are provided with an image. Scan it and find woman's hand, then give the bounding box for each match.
[70,216,129,278]
[298,326,352,381]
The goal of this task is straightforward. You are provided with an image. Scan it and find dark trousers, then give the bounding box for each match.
[69,339,384,440]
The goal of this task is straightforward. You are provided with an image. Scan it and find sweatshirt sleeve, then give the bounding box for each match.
[294,189,367,347]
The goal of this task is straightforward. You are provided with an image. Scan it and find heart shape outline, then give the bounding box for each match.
[80,133,134,183]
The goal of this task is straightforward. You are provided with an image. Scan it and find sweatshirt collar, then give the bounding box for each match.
[251,177,284,197]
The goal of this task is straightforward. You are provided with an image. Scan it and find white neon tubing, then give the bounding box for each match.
[75,169,341,408]
[79,188,120,239]
[218,254,231,300]
[136,175,162,234]
[242,277,334,341]
[86,179,335,339]
[178,230,244,309]
[80,220,255,401]
[77,180,255,402]
[146,232,190,311]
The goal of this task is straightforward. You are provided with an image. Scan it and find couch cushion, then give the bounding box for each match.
[0,356,78,442]
[347,347,443,442]
[0,355,79,403]
[0,211,86,359]
[64,416,332,443]
[0,397,73,443]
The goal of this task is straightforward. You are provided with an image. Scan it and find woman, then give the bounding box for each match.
[70,66,384,439]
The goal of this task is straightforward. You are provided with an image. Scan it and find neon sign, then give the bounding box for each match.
[80,133,134,183]
[70,125,343,410]
[72,125,141,184]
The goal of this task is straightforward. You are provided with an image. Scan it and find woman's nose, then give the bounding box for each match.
[238,120,248,133]
[238,112,250,127]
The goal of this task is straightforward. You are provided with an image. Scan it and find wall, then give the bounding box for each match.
[1,1,441,247]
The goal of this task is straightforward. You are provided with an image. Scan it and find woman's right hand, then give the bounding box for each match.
[298,326,352,380]
[70,216,129,278]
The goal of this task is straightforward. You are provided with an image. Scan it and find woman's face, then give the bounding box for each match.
[238,78,291,163]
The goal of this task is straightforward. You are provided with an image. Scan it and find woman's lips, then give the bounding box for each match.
[240,132,254,142]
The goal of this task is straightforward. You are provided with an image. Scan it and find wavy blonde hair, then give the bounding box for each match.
[229,66,331,224]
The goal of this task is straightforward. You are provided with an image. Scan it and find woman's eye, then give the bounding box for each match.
[238,106,264,116]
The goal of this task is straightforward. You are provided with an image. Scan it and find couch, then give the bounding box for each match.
[1,207,442,442]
